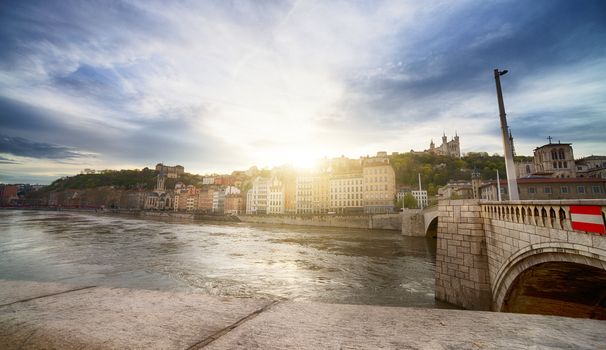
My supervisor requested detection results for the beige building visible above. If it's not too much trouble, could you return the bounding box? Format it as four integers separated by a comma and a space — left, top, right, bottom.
155, 163, 184, 179
198, 187, 215, 213
283, 177, 297, 214
576, 155, 606, 179
296, 174, 329, 214
173, 185, 199, 212
295, 176, 313, 214
329, 173, 363, 214
532, 142, 576, 178
515, 161, 536, 178
224, 194, 244, 215
437, 180, 475, 199
361, 152, 396, 213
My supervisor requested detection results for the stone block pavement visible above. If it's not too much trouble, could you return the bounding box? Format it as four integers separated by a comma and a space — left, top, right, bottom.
1, 280, 605, 349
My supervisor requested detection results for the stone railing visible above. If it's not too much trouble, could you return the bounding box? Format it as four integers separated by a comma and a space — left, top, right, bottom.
480, 200, 606, 232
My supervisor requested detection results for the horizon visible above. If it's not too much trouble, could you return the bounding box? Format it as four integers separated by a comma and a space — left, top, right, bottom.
1, 0, 606, 184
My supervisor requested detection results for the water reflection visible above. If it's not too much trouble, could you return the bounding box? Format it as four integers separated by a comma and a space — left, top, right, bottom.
0, 210, 449, 308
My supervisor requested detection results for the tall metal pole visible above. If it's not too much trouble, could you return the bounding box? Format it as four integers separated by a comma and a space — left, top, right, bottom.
417, 173, 423, 209
494, 69, 519, 201
496, 170, 502, 202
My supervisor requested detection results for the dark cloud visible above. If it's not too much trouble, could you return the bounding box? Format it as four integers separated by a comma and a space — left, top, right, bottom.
0, 135, 85, 160
348, 0, 606, 121
0, 155, 18, 164
509, 108, 606, 143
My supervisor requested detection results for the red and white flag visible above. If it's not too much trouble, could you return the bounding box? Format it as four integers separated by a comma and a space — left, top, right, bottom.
570, 206, 605, 235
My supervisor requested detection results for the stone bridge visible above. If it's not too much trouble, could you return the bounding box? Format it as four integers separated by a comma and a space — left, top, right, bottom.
400, 206, 439, 237
435, 199, 606, 319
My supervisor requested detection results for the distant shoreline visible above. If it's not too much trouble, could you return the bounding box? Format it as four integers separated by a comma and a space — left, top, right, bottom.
1, 207, 402, 231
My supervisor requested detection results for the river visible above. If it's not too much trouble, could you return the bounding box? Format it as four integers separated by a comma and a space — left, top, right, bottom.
0, 210, 451, 308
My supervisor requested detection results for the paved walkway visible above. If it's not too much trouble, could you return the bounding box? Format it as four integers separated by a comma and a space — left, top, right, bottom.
1, 280, 604, 349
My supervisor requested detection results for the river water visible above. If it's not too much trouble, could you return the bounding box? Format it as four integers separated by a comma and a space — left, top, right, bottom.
0, 210, 449, 308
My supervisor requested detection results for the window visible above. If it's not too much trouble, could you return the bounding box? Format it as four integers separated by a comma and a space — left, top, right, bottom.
526, 165, 531, 173
553, 161, 557, 169
551, 150, 557, 160
561, 186, 569, 194
528, 187, 536, 194
563, 161, 567, 168
577, 186, 585, 194
558, 148, 565, 160
544, 187, 552, 194
593, 186, 603, 194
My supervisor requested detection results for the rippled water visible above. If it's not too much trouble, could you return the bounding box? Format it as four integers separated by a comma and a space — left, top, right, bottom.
0, 210, 449, 308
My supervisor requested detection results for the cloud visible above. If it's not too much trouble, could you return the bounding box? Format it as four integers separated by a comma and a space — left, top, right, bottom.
0, 0, 605, 183
0, 135, 91, 160
0, 155, 18, 164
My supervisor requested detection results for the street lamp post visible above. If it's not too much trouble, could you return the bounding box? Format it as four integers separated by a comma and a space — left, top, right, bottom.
494, 68, 519, 201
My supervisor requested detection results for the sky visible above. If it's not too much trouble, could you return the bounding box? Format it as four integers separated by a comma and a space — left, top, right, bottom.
1, 0, 605, 184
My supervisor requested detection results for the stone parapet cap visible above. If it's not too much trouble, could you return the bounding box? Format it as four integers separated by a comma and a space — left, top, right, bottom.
481, 199, 606, 206
438, 199, 481, 206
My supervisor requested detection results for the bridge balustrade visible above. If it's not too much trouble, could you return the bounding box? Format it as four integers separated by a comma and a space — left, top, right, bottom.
480, 200, 606, 232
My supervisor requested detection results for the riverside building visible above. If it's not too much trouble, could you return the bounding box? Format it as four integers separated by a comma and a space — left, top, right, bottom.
246, 177, 270, 214
361, 152, 396, 214
329, 173, 364, 214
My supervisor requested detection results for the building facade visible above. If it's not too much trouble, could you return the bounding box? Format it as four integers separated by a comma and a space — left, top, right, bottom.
361, 152, 396, 213
295, 176, 313, 214
268, 178, 285, 215
155, 163, 184, 179
576, 155, 606, 179
246, 177, 270, 214
427, 133, 461, 158
480, 178, 606, 201
411, 190, 428, 208
532, 142, 576, 178
329, 173, 363, 214
224, 194, 244, 215
212, 189, 225, 214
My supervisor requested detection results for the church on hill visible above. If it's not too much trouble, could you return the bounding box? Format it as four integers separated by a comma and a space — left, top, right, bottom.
427, 132, 461, 158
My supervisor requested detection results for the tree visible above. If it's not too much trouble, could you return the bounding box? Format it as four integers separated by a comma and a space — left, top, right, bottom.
402, 193, 418, 209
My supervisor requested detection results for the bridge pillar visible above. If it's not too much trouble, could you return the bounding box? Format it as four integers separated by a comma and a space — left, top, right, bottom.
435, 199, 492, 310
401, 208, 424, 236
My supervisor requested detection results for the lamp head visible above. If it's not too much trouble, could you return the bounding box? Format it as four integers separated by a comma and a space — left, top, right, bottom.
499, 69, 508, 76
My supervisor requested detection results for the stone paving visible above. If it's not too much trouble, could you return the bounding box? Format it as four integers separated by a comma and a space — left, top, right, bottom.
1, 280, 604, 349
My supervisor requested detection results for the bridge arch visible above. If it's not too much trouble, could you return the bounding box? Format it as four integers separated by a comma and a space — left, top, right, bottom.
423, 207, 438, 237
493, 243, 606, 319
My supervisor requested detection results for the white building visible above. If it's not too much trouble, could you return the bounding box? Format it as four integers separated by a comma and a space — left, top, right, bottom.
411, 190, 428, 208
202, 177, 215, 185
246, 177, 270, 214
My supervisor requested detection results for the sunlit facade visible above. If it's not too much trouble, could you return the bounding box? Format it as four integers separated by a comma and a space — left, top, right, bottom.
329, 174, 363, 214
362, 152, 396, 214
246, 177, 270, 214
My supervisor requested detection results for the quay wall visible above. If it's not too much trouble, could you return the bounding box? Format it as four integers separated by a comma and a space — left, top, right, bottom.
238, 213, 402, 231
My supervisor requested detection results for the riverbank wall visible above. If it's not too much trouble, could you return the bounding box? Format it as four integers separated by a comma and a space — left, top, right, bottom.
2, 207, 401, 230
1, 279, 604, 349
237, 213, 401, 231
